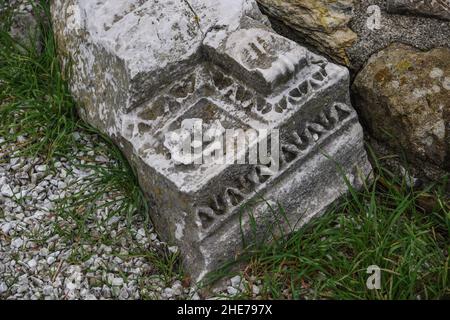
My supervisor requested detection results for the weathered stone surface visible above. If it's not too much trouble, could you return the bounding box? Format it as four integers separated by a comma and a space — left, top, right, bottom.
51, 0, 371, 281
348, 0, 450, 73
353, 43, 450, 175
256, 0, 450, 73
387, 0, 450, 21
256, 0, 357, 66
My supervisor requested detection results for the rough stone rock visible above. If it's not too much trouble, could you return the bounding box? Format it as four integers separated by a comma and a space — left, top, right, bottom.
387, 0, 450, 21
256, 0, 357, 66
257, 1, 450, 74
348, 0, 450, 73
51, 0, 371, 281
353, 43, 450, 176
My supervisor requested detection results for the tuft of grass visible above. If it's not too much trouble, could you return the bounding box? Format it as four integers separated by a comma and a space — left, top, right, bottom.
207, 152, 449, 300
0, 0, 79, 160
0, 0, 149, 230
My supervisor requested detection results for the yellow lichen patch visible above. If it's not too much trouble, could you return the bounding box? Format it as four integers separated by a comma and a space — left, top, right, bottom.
399, 76, 409, 86
258, 0, 356, 65
375, 67, 393, 85
396, 60, 413, 74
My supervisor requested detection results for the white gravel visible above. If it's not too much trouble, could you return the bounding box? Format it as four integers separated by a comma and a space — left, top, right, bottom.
0, 131, 198, 300
0, 129, 264, 300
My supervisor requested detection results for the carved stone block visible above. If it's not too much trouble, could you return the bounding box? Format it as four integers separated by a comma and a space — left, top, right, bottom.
51, 0, 372, 281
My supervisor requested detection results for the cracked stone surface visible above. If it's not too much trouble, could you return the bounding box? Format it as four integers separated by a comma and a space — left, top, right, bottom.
51, 0, 371, 281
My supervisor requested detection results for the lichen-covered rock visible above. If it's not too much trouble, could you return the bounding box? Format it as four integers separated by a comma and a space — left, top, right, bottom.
256, 0, 357, 66
353, 43, 450, 174
387, 0, 450, 21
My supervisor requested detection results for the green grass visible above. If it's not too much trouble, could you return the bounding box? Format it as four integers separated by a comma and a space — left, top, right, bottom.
0, 0, 78, 160
1, 0, 449, 300
0, 0, 149, 227
0, 0, 145, 230
0, 0, 182, 288
205, 152, 449, 300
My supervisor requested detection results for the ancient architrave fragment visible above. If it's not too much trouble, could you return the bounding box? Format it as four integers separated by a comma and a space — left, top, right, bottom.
51, 0, 372, 281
